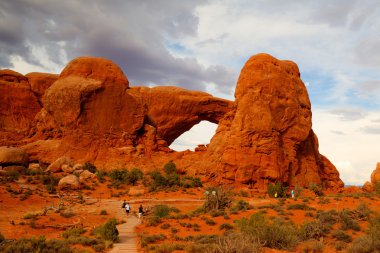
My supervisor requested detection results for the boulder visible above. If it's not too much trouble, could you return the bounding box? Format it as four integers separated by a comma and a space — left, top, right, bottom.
371, 162, 380, 184
47, 156, 72, 173
0, 70, 41, 135
61, 164, 75, 174
58, 175, 80, 190
0, 146, 29, 167
79, 170, 97, 183
26, 72, 59, 103
362, 181, 374, 192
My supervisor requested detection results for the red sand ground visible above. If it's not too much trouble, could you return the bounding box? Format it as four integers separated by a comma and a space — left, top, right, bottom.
1, 176, 380, 253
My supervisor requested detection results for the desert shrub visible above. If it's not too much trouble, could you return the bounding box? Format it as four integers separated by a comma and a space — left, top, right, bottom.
62, 228, 86, 239
127, 168, 143, 185
45, 184, 56, 194
83, 162, 97, 173
287, 203, 312, 210
203, 186, 232, 212
160, 223, 170, 229
219, 223, 234, 230
332, 230, 352, 243
181, 176, 202, 188
316, 210, 338, 226
353, 201, 371, 221
151, 243, 184, 253
302, 240, 324, 253
340, 210, 360, 231
299, 221, 327, 240
150, 170, 168, 189
93, 218, 119, 242
100, 210, 108, 215
140, 234, 166, 248
170, 227, 178, 234
267, 182, 288, 198
0, 236, 72, 253
153, 205, 171, 218
23, 213, 39, 220
317, 197, 330, 204
166, 172, 180, 187
109, 168, 128, 184
60, 210, 75, 218
164, 161, 177, 175
230, 199, 250, 213
348, 215, 380, 253
95, 169, 107, 183
146, 216, 161, 227
20, 189, 32, 201
209, 209, 225, 217
41, 174, 59, 185
205, 218, 216, 226
179, 222, 192, 228
5, 170, 21, 181
237, 213, 298, 250
308, 183, 324, 196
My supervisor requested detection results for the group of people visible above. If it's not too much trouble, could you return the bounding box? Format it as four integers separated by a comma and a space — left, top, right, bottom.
121, 200, 144, 219
274, 189, 295, 198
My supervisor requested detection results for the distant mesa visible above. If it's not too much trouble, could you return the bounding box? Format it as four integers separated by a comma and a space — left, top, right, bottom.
0, 54, 344, 191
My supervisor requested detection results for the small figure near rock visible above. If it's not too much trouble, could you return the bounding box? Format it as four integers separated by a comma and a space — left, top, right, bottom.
274, 192, 278, 198
138, 204, 144, 220
291, 189, 295, 198
125, 202, 131, 216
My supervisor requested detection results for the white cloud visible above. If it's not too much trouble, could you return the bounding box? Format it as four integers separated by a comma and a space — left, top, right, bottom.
313, 108, 380, 185
170, 121, 218, 151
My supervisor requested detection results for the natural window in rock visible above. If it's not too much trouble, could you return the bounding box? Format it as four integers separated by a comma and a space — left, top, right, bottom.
169, 121, 218, 151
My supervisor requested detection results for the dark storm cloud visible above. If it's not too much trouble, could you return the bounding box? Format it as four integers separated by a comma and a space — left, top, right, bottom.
0, 0, 235, 94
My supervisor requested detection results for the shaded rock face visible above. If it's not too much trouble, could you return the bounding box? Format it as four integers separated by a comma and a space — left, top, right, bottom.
200, 54, 343, 190
0, 146, 29, 167
0, 70, 41, 139
0, 54, 343, 191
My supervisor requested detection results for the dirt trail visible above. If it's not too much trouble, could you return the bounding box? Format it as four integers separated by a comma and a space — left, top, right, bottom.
109, 214, 140, 253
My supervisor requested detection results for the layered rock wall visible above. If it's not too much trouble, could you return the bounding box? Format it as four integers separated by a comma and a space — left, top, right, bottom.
0, 54, 343, 190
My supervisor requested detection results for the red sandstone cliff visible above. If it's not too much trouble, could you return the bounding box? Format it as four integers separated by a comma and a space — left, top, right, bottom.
0, 54, 343, 190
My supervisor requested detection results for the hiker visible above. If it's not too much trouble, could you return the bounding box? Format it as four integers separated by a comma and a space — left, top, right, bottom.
291, 189, 295, 198
125, 202, 131, 216
138, 204, 144, 220
274, 192, 278, 198
121, 200, 126, 210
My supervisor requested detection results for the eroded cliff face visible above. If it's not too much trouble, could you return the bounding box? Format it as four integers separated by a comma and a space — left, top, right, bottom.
0, 54, 343, 190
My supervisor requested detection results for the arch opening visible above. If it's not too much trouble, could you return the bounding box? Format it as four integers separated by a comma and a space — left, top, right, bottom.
169, 121, 218, 151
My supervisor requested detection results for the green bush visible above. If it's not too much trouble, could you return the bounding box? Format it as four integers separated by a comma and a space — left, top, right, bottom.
41, 174, 59, 185
332, 229, 352, 243
205, 218, 216, 226
109, 168, 128, 183
6, 170, 20, 181
93, 218, 119, 242
340, 210, 361, 231
153, 205, 171, 218
299, 220, 327, 240
237, 213, 298, 250
95, 170, 107, 183
267, 182, 288, 198
0, 236, 72, 253
286, 203, 311, 210
62, 228, 86, 239
83, 162, 97, 173
309, 183, 324, 196
219, 223, 234, 230
140, 234, 166, 248
127, 168, 143, 185
230, 199, 250, 213
150, 170, 168, 189
348, 215, 380, 253
100, 210, 108, 215
164, 161, 177, 175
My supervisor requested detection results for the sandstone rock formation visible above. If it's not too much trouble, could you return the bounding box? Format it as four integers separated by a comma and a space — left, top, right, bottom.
0, 54, 344, 191
199, 54, 343, 190
79, 170, 97, 183
371, 162, 380, 184
0, 146, 29, 167
47, 156, 72, 173
58, 175, 80, 190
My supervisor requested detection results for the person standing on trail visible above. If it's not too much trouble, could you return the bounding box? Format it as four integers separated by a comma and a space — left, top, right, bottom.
122, 200, 127, 210
138, 204, 144, 220
125, 202, 131, 216
291, 189, 295, 199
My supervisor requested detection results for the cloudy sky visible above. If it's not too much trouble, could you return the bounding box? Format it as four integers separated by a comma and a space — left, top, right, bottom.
1, 0, 380, 185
